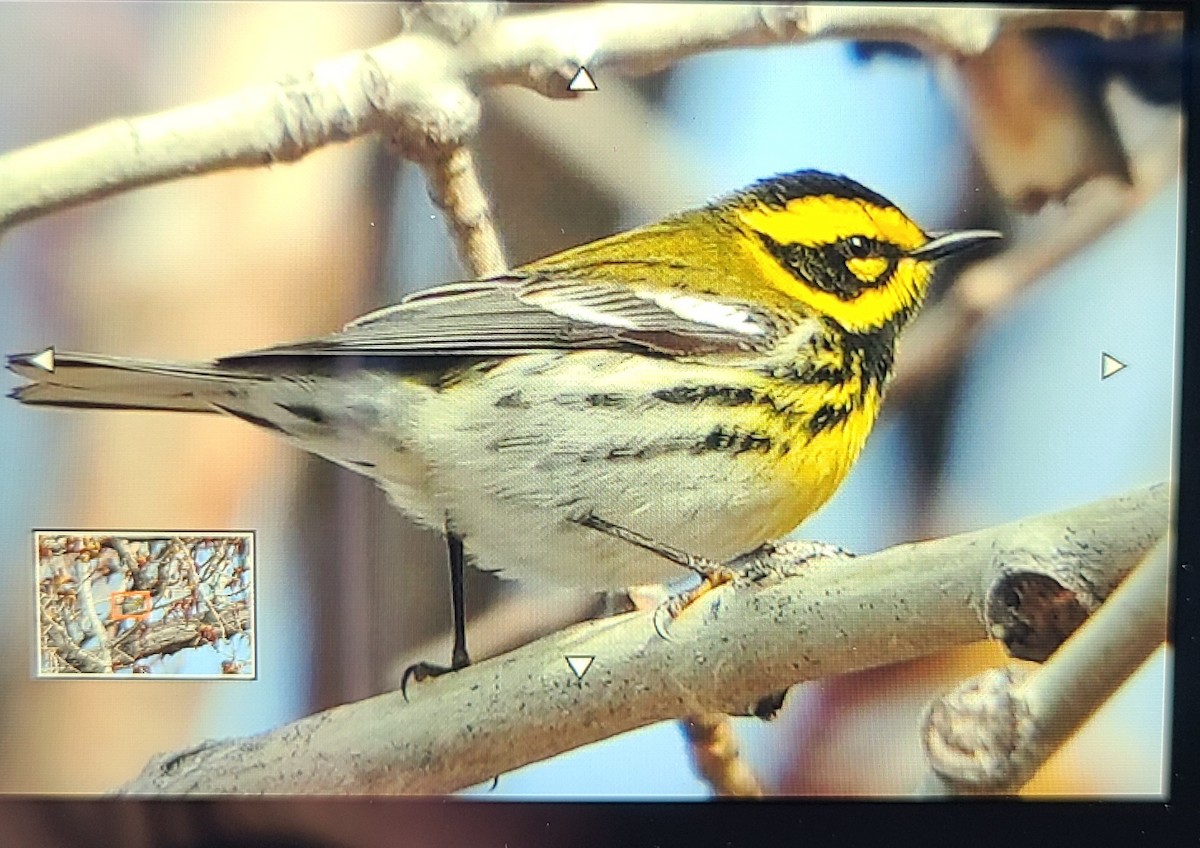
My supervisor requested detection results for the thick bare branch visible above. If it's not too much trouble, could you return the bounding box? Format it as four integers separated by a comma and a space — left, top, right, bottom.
41, 617, 107, 674
116, 483, 1167, 795
75, 569, 114, 674
473, 6, 1176, 87
116, 606, 252, 670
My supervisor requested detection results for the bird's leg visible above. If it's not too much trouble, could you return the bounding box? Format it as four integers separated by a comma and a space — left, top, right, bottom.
578, 514, 732, 580
401, 528, 471, 700
447, 532, 471, 670
723, 539, 854, 583
578, 516, 853, 639
577, 514, 737, 637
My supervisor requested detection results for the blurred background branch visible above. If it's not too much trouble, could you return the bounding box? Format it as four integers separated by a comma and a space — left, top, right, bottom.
0, 5, 1176, 236
889, 57, 1183, 407
683, 712, 765, 797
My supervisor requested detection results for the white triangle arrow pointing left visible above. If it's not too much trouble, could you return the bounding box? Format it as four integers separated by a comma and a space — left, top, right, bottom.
29, 347, 55, 373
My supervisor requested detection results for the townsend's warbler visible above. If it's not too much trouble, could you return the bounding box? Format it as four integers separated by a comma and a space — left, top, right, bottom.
8, 170, 999, 670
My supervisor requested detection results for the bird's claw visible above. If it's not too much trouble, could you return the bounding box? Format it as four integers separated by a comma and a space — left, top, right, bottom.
649, 541, 854, 640
651, 561, 737, 640
400, 655, 470, 701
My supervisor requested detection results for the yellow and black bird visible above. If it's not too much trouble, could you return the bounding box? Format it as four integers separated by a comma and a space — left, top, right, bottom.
9, 170, 999, 675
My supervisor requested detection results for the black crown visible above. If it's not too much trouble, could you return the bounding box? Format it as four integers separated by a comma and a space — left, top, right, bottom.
742, 170, 896, 211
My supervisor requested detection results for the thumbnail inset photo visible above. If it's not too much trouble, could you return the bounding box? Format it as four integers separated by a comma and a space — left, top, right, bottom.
34, 532, 255, 679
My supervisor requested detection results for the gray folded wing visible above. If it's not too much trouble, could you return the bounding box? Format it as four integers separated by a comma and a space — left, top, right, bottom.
221, 272, 783, 364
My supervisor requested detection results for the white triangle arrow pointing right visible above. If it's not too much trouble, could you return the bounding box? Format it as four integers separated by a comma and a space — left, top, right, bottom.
1101, 352, 1126, 380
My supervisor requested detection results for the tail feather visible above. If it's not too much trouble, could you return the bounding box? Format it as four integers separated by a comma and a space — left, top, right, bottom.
6, 351, 264, 413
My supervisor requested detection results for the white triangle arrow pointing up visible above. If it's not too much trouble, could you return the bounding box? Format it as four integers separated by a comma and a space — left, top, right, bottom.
565, 655, 594, 680
1101, 352, 1126, 380
568, 66, 597, 92
29, 347, 55, 373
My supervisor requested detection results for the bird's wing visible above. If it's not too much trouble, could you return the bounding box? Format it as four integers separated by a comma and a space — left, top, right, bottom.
222, 271, 788, 364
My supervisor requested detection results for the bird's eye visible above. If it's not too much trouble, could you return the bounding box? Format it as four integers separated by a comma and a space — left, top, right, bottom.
842, 235, 874, 259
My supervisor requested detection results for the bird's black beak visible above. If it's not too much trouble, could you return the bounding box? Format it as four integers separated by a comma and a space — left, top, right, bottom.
908, 229, 1003, 261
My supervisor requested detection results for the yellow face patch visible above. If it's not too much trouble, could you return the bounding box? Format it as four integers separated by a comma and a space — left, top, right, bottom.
734, 193, 935, 332
846, 256, 890, 284
737, 195, 927, 254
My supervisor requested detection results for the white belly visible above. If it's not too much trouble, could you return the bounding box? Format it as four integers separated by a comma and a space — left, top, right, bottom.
247, 352, 811, 591
409, 352, 802, 589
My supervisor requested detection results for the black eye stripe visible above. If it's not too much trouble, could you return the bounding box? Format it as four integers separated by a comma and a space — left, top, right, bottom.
754, 232, 898, 300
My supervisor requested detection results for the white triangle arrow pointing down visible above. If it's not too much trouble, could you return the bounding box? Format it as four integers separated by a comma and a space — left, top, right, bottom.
565, 655, 594, 681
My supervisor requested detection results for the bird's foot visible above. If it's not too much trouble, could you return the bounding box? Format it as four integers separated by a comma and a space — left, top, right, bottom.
652, 558, 736, 640
652, 540, 855, 639
400, 644, 471, 701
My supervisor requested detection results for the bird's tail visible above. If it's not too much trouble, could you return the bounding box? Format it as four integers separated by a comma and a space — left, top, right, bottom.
6, 351, 265, 413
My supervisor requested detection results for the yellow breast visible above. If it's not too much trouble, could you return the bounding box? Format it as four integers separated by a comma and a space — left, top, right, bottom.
738, 375, 885, 541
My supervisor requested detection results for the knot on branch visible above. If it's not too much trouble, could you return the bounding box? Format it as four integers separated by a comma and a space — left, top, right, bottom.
986, 541, 1113, 662
922, 666, 1037, 793
987, 571, 1091, 662
363, 36, 481, 162
386, 81, 482, 164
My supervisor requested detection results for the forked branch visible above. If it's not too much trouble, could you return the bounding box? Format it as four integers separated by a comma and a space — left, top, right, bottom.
0, 5, 1178, 237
